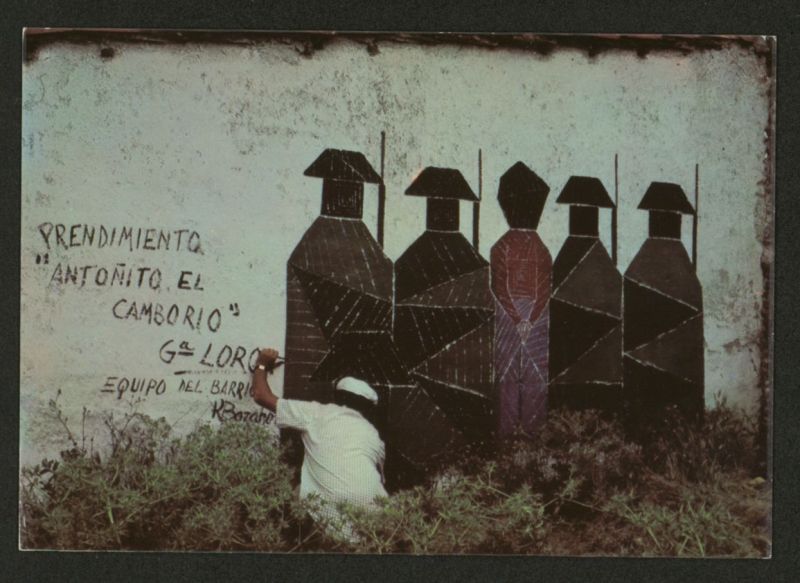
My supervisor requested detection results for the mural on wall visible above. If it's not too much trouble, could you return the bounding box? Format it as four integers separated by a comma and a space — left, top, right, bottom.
283, 162, 704, 454
491, 162, 552, 436
19, 31, 771, 498
623, 179, 705, 421
549, 175, 623, 412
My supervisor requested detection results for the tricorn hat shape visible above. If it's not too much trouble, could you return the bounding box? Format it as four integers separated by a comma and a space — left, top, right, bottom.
638, 182, 695, 214
405, 167, 478, 201
556, 176, 614, 208
304, 148, 382, 183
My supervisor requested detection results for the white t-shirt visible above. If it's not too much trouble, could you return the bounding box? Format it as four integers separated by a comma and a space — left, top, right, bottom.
276, 398, 388, 514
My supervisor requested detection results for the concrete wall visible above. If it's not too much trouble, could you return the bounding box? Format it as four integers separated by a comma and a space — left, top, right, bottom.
20, 35, 772, 466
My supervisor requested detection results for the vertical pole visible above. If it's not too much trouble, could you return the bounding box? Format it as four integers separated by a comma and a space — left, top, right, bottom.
693, 163, 699, 270
473, 149, 482, 250
377, 131, 386, 248
612, 153, 619, 266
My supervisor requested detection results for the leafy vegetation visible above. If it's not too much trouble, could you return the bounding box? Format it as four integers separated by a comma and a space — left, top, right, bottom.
20, 395, 770, 556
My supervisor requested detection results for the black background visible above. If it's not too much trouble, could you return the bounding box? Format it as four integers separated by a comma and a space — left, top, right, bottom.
1, 1, 797, 581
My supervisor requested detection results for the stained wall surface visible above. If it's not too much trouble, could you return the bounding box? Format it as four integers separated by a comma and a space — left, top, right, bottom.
20, 35, 772, 465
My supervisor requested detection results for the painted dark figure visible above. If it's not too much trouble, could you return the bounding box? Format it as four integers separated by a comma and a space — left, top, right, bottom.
491, 162, 552, 436
394, 167, 495, 446
283, 148, 392, 404
623, 182, 704, 421
549, 176, 623, 411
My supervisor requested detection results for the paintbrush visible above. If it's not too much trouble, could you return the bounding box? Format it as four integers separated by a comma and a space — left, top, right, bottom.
267, 357, 285, 373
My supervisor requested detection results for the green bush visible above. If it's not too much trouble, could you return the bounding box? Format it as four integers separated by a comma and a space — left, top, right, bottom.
600, 477, 771, 557
20, 397, 770, 556
21, 399, 313, 551
639, 397, 761, 482
330, 468, 547, 554
487, 410, 646, 515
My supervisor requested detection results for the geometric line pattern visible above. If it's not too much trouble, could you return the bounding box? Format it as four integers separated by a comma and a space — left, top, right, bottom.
549, 235, 622, 411
623, 236, 704, 418
284, 216, 394, 402
491, 229, 551, 436
395, 229, 494, 449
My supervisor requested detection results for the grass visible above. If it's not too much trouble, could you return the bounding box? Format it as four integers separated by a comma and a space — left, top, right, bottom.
20, 395, 770, 556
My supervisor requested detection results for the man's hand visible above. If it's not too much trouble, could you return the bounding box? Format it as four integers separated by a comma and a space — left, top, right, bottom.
257, 348, 280, 370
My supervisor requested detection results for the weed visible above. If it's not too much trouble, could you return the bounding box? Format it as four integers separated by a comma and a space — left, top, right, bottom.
20, 396, 770, 556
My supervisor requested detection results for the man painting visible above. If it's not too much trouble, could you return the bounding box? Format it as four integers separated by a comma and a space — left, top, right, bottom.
252, 348, 387, 537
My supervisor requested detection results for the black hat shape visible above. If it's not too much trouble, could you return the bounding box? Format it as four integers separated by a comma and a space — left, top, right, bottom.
304, 149, 382, 184
556, 176, 614, 208
497, 162, 550, 229
638, 182, 695, 215
405, 167, 478, 201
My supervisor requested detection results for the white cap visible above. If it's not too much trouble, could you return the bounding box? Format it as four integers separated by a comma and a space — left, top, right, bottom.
335, 376, 379, 404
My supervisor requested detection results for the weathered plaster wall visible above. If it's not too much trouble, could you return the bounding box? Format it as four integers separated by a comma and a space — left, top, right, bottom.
20, 35, 772, 465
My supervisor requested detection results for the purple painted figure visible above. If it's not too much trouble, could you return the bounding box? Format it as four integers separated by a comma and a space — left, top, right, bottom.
491, 162, 552, 437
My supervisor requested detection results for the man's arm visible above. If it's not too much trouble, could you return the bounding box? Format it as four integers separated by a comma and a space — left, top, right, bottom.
253, 348, 280, 412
